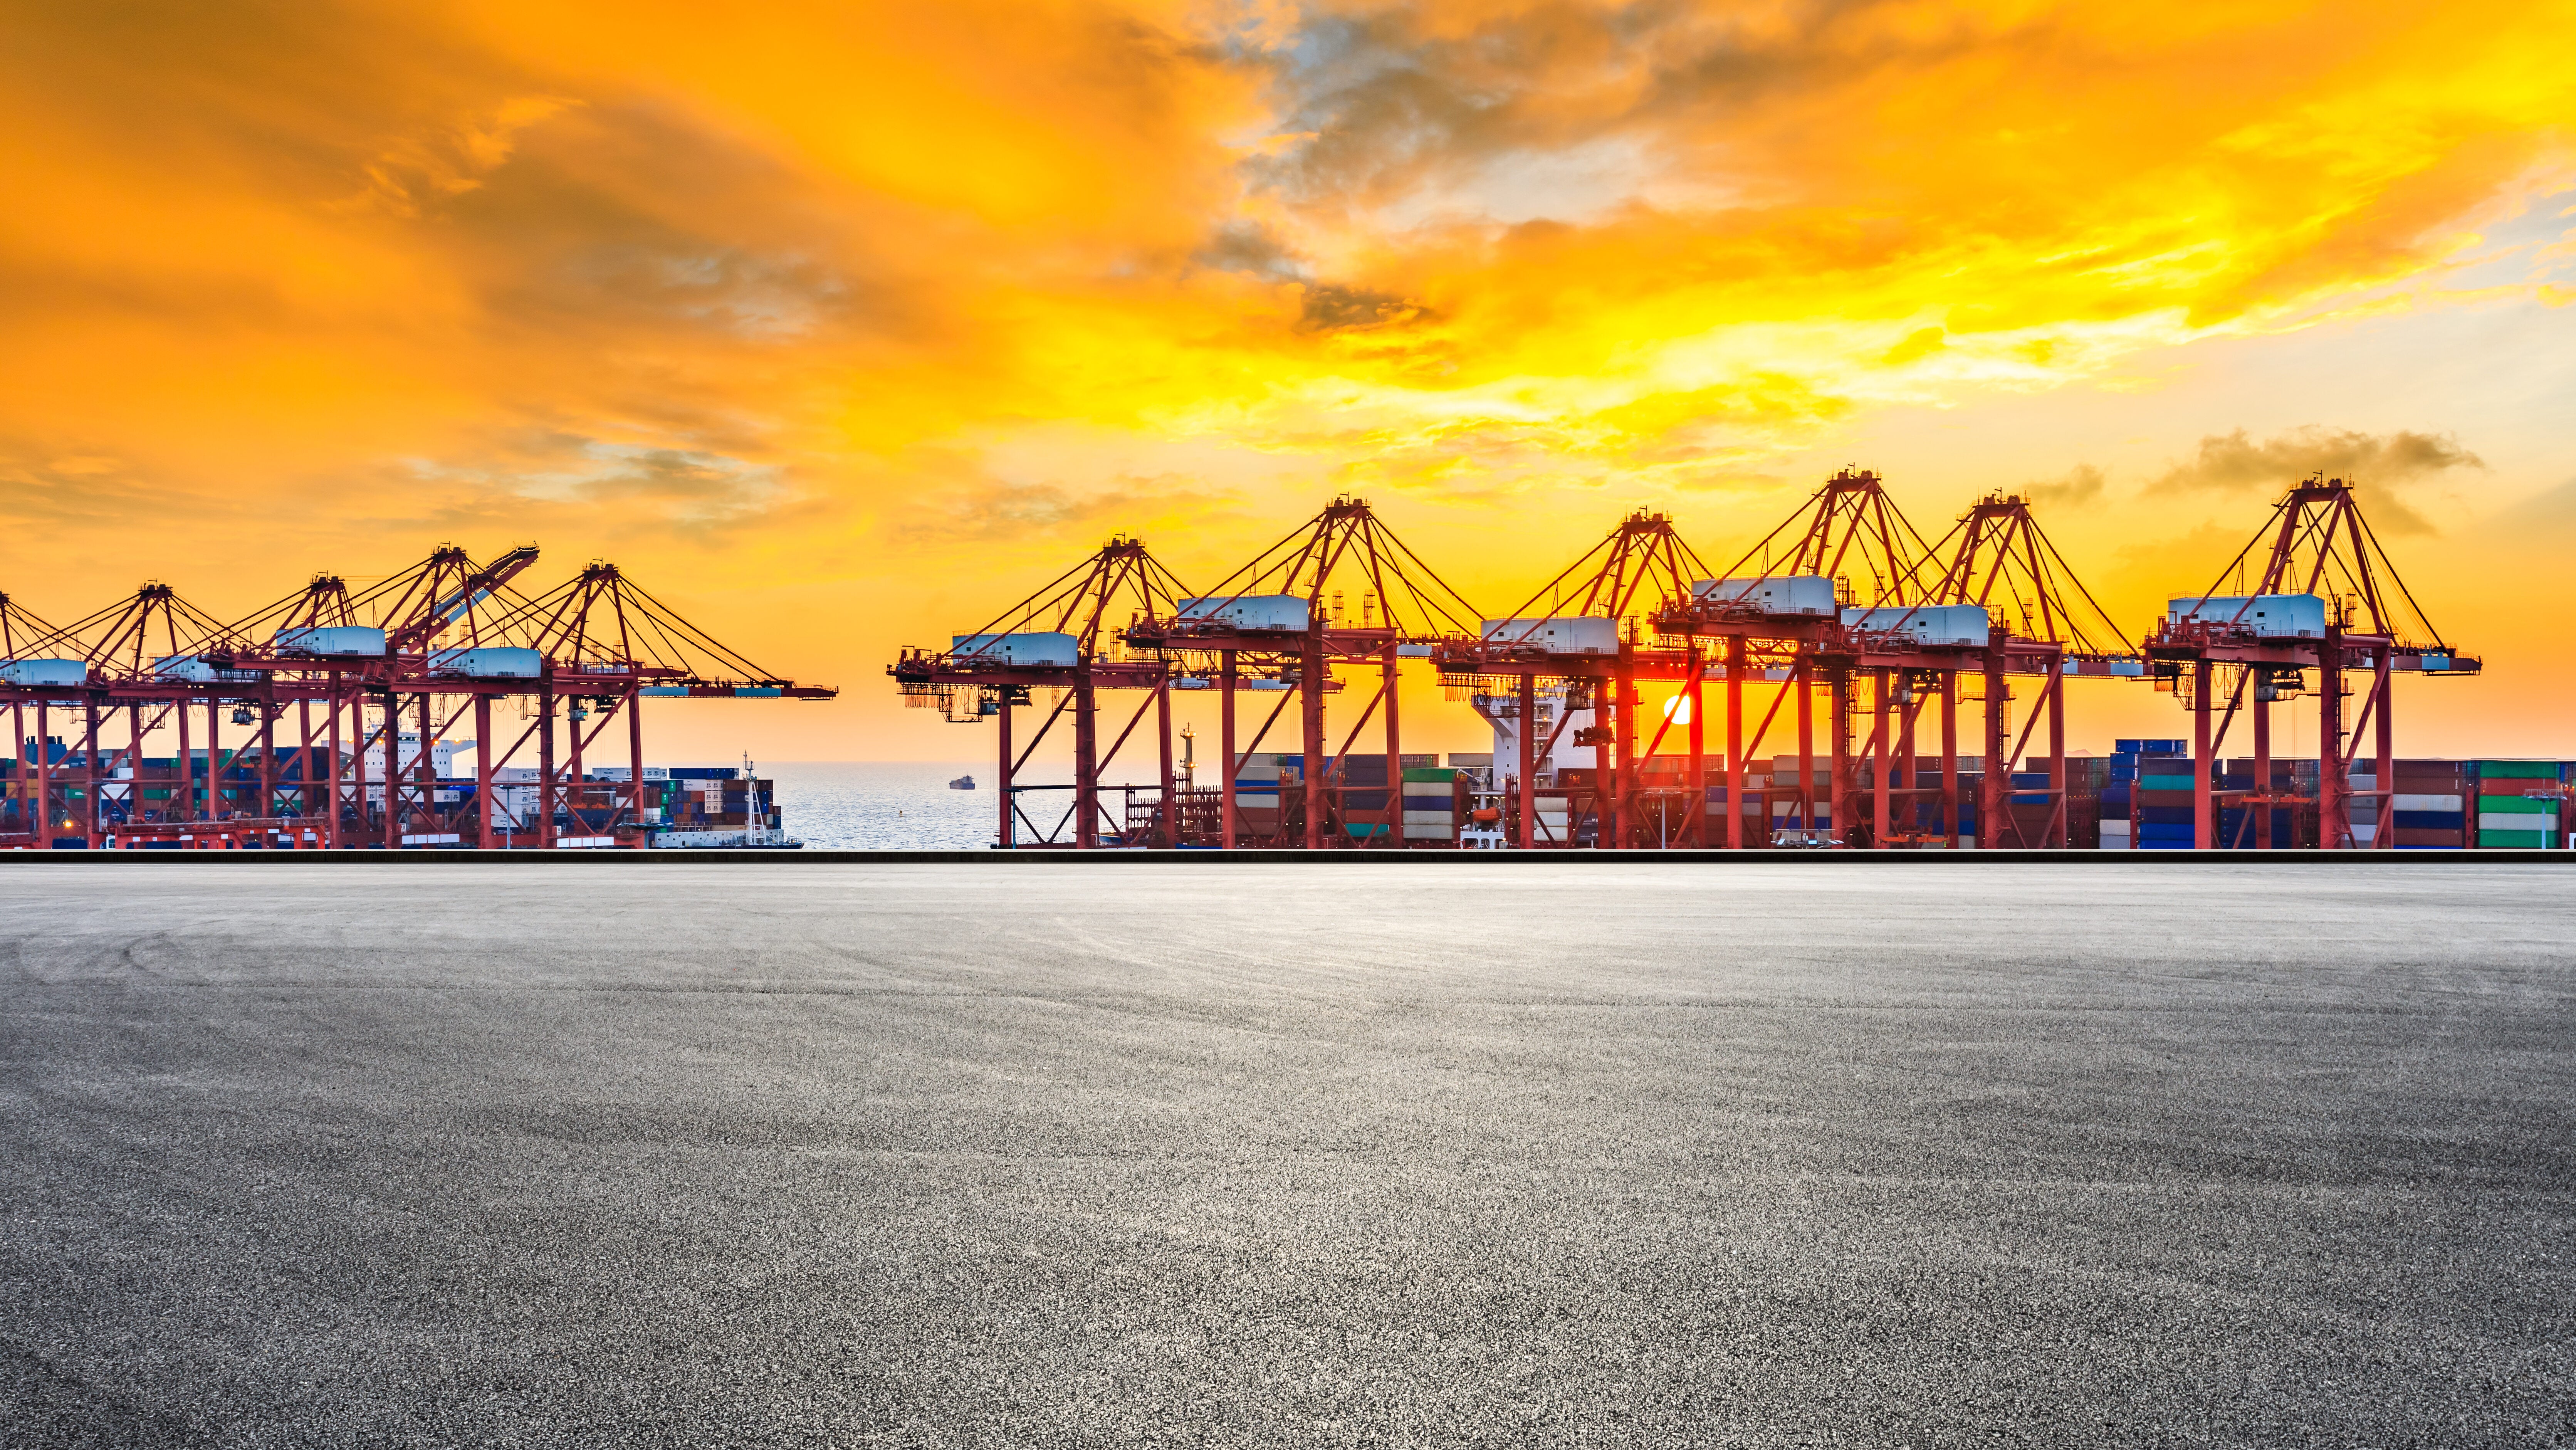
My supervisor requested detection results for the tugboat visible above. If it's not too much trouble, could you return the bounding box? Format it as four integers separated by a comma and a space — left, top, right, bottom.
948, 774, 976, 790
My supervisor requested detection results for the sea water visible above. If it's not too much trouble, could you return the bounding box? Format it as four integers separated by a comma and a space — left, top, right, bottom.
756, 762, 995, 850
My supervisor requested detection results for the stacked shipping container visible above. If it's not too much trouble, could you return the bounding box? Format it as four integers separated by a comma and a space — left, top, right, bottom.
1188, 744, 2576, 851
2472, 761, 2561, 848
2376, 759, 2469, 849
2103, 740, 2192, 850
1402, 766, 1463, 841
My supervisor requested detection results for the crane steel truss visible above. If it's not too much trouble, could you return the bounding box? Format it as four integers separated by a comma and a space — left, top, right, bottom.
0, 586, 71, 846
462, 560, 832, 849
1125, 497, 1482, 850
1649, 470, 2148, 849
2144, 477, 2476, 851
1, 547, 832, 850
1915, 493, 2149, 849
4, 581, 241, 850
1654, 467, 1945, 848
878, 470, 2482, 855
890, 537, 1196, 848
1432, 510, 1718, 849
210, 546, 546, 850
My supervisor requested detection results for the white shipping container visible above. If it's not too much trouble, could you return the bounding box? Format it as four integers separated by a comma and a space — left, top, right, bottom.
2392, 793, 2463, 812
1402, 824, 1453, 839
1480, 616, 1621, 655
949, 631, 1080, 667
1176, 595, 1310, 631
0, 658, 86, 686
1839, 603, 1991, 647
275, 625, 387, 657
2478, 812, 2558, 832
153, 654, 217, 682
1401, 810, 1454, 825
2165, 593, 2327, 638
428, 646, 543, 679
1693, 575, 1839, 616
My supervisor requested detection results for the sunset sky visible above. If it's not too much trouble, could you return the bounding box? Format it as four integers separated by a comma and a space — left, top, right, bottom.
5, 1, 2573, 766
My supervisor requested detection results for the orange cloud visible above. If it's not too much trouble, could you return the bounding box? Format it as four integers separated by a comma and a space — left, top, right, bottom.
0, 1, 2570, 759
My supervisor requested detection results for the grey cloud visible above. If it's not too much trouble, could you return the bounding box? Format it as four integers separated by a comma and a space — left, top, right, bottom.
1241, 0, 1980, 209
2148, 427, 2485, 536
1298, 283, 1431, 332
1193, 220, 1306, 281
2024, 463, 2106, 511
2149, 427, 2483, 494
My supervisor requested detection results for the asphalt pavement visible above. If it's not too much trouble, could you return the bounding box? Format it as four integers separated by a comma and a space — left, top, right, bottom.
3, 860, 2571, 1447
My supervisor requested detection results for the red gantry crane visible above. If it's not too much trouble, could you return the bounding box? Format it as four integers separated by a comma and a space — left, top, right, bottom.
463, 560, 835, 849
0, 586, 74, 846
2145, 477, 2475, 850
3, 545, 833, 851
200, 545, 545, 848
1126, 497, 1482, 850
1432, 510, 1717, 849
891, 536, 1193, 848
1656, 467, 1950, 848
1914, 492, 2147, 848
12, 581, 244, 847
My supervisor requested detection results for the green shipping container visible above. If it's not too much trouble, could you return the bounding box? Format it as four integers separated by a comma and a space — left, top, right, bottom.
2475, 761, 2559, 779
1400, 767, 1459, 783
2482, 796, 2554, 815
2139, 773, 2196, 791
2478, 829, 2554, 848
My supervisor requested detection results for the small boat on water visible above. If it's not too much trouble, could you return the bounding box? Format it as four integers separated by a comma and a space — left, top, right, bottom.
948, 775, 976, 790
